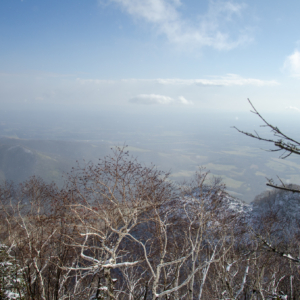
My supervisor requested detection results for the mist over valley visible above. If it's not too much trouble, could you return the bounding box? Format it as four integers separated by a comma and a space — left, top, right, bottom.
1, 109, 299, 203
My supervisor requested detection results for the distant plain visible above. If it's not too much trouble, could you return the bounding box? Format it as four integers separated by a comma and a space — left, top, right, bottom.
1, 109, 299, 203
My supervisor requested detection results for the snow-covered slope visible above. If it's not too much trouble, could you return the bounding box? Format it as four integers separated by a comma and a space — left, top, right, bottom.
212, 186, 300, 239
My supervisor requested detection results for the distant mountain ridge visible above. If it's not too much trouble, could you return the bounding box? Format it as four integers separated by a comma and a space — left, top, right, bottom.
0, 144, 36, 183
0, 137, 111, 185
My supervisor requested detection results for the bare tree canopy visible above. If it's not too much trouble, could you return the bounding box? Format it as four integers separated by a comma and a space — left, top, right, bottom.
1, 147, 300, 299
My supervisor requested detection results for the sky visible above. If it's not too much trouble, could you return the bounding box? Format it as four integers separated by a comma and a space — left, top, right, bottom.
1, 0, 300, 113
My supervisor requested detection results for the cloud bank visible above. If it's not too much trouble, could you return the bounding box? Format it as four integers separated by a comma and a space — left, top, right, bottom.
108, 0, 253, 50
129, 94, 192, 105
0, 72, 281, 112
78, 74, 278, 87
286, 106, 300, 112
283, 50, 300, 77
154, 74, 278, 86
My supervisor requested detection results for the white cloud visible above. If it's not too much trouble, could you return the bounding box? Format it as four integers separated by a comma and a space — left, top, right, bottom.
178, 96, 191, 104
129, 94, 193, 105
283, 50, 300, 77
155, 74, 278, 86
0, 72, 280, 111
108, 0, 253, 50
286, 106, 300, 112
76, 78, 115, 85
78, 74, 278, 87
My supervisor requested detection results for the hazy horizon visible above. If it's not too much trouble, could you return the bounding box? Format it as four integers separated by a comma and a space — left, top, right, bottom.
1, 0, 300, 203
1, 108, 300, 203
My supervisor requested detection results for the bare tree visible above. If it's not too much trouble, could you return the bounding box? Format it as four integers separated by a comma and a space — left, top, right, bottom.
0, 177, 80, 300
233, 98, 300, 193
63, 148, 232, 299
232, 100, 300, 298
5, 146, 298, 299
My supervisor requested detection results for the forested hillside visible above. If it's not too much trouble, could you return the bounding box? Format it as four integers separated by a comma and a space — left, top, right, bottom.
0, 148, 298, 299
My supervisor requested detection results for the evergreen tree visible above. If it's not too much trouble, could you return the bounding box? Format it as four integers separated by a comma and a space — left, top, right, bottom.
0, 244, 24, 300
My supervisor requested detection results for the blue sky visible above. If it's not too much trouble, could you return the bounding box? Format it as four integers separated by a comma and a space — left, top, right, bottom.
1, 0, 300, 113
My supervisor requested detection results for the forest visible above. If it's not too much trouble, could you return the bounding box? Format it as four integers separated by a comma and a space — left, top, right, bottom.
1, 142, 299, 299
